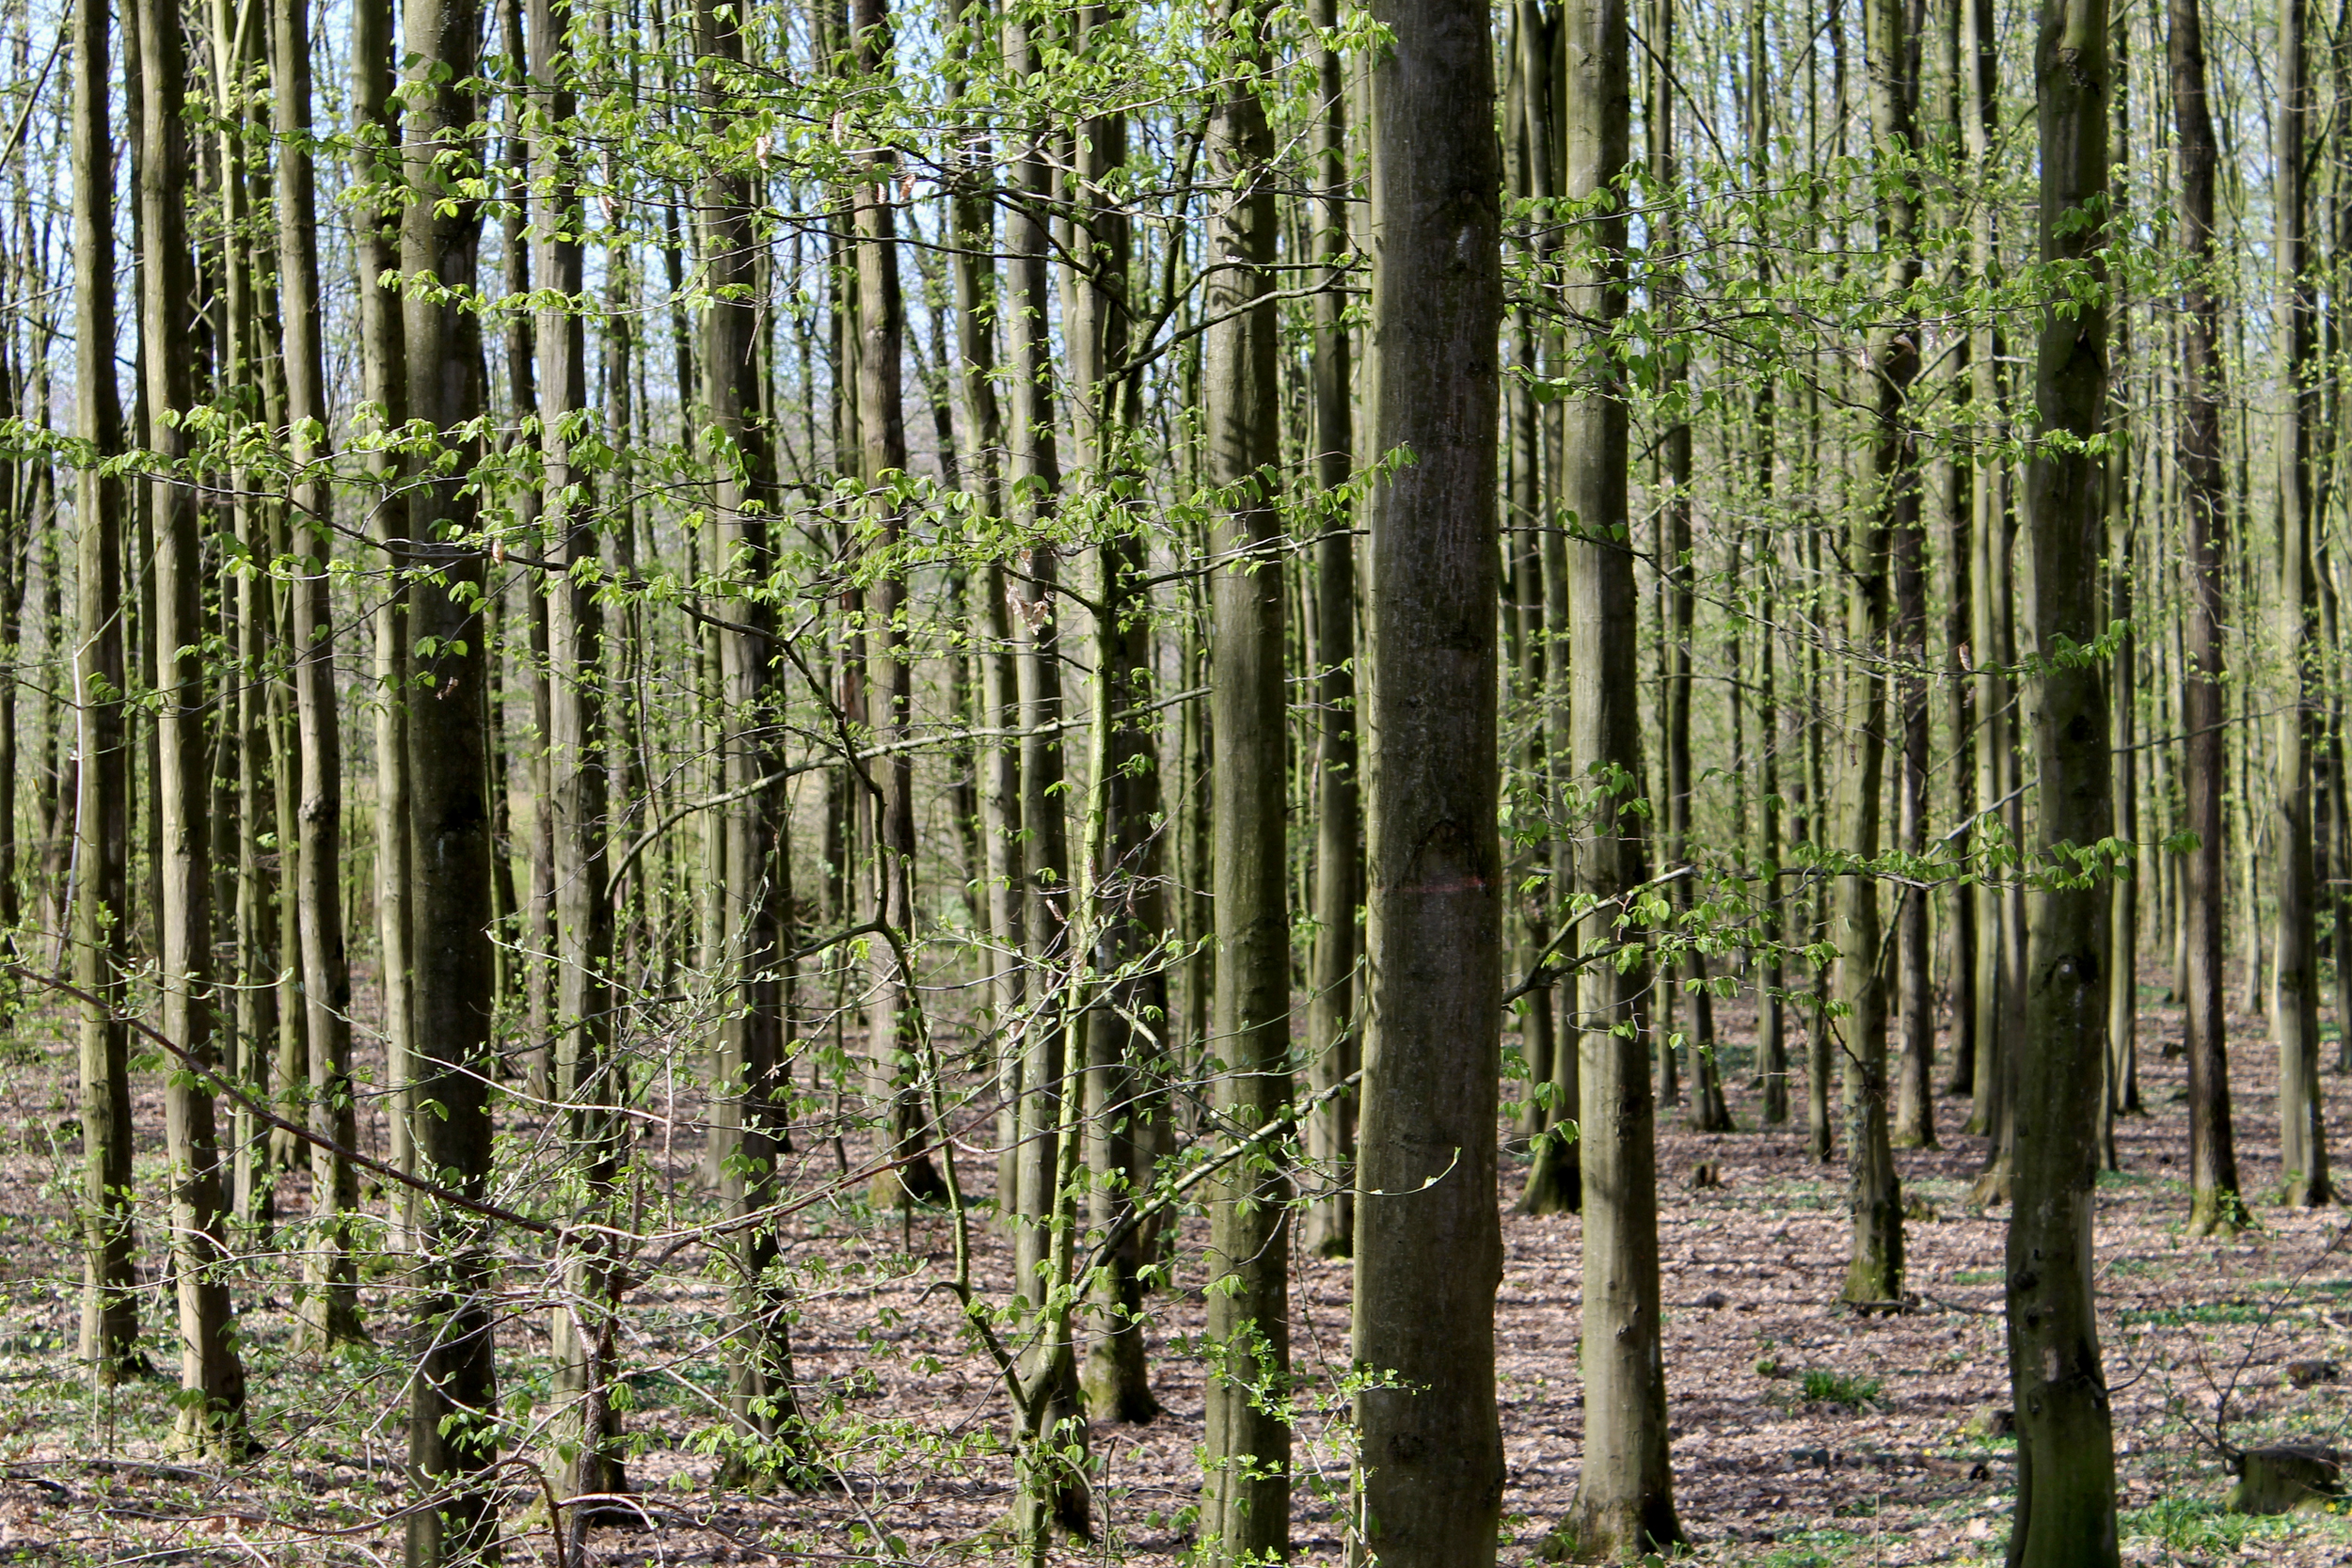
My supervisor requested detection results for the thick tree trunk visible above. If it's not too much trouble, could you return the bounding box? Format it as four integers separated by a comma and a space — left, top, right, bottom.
1354, 3, 1507, 1565
2169, 0, 2245, 1235
2007, 0, 2123, 1554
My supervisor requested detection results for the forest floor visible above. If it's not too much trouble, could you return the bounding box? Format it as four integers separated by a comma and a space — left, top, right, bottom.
4, 976, 2352, 1565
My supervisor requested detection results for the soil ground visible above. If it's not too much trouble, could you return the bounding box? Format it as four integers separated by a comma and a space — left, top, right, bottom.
4, 976, 2352, 1566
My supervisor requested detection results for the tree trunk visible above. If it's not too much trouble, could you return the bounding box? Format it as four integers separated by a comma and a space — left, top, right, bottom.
1547, 0, 1680, 1552
531, 0, 628, 1520
275, 0, 366, 1353
2007, 0, 2123, 1552
1964, 0, 2005, 1149
1201, 8, 1290, 1554
1055, 6, 1164, 1428
72, 0, 142, 1381
2273, 0, 2330, 1208
2169, 0, 2245, 1235
352, 0, 414, 1238
399, 0, 501, 1552
1354, 1, 1508, 1563
1303, 0, 1361, 1261
136, 0, 247, 1454
937, 11, 1023, 1213
698, 0, 807, 1484
852, 0, 941, 1212
1936, 0, 1978, 1107
1839, 0, 1915, 1303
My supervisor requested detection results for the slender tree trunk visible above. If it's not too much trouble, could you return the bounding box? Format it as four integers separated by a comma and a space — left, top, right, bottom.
72, 0, 142, 1381
352, 0, 415, 1233
1841, 0, 1916, 1303
531, 0, 628, 1519
1303, 0, 1361, 1260
1201, 8, 1290, 1553
136, 0, 247, 1454
1935, 0, 1978, 1108
852, 0, 941, 1212
2274, 0, 2331, 1207
998, 8, 1087, 1550
276, 0, 366, 1353
1053, 5, 1164, 1427
1549, 0, 1680, 1551
1517, 0, 1584, 1211
699, 0, 807, 1484
1964, 0, 2006, 1148
1751, 0, 1788, 1130
937, 13, 1023, 1212
2169, 0, 2245, 1235
1354, 1, 1507, 1563
399, 0, 501, 1552
2007, 0, 2123, 1552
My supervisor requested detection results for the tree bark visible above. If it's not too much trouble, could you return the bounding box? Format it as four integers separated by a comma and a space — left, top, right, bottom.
2272, 0, 2330, 1207
1354, 2, 1508, 1565
1840, 0, 1915, 1303
352, 0, 415, 1239
2168, 0, 2245, 1236
276, 0, 366, 1353
698, 0, 807, 1483
1201, 7, 1290, 1553
1549, 0, 1683, 1518
399, 0, 501, 1552
136, 0, 247, 1455
531, 0, 628, 1519
2008, 0, 2123, 1551
72, 0, 142, 1382
852, 0, 941, 1212
1304, 0, 1361, 1259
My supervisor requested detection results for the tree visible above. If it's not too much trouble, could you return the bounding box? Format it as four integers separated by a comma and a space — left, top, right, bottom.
2272, 0, 2329, 1209
71, 0, 141, 1383
2167, 0, 2244, 1238
2006, 0, 2122, 1551
399, 0, 501, 1552
1839, 0, 1916, 1306
1201, 4, 1290, 1556
1549, 0, 1683, 1547
1350, 1, 1507, 1565
531, 0, 627, 1516
275, 0, 366, 1352
698, 0, 806, 1482
1302, 0, 1361, 1261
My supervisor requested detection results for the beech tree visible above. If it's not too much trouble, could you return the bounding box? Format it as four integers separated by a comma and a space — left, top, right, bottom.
1351, 3, 1506, 1567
